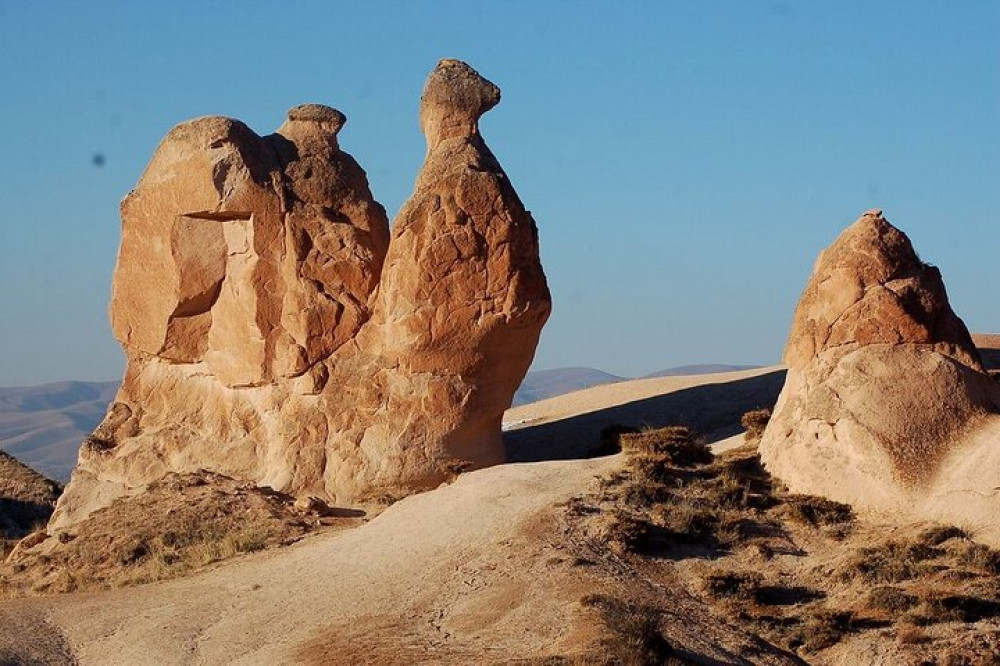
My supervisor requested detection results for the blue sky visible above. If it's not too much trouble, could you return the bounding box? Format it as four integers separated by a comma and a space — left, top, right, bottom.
1, 1, 997, 385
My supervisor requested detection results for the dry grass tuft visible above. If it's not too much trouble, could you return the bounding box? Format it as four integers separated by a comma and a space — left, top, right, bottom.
620, 427, 712, 467
740, 409, 772, 441
918, 525, 968, 547
1, 471, 357, 597
601, 511, 651, 556
581, 594, 679, 665
840, 540, 944, 584
865, 586, 918, 614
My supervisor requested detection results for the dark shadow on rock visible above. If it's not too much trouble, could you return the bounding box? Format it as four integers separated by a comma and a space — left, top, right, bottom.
504, 369, 786, 463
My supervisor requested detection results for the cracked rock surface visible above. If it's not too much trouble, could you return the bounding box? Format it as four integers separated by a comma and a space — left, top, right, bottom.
51, 59, 550, 530
760, 211, 1000, 541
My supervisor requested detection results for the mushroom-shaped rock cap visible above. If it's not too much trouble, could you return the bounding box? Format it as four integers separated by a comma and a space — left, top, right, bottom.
285, 104, 346, 131
420, 59, 501, 144
277, 104, 347, 152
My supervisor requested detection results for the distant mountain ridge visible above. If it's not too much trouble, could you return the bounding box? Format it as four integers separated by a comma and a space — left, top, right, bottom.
4, 339, 993, 483
0, 380, 118, 482
512, 363, 761, 406
640, 364, 760, 379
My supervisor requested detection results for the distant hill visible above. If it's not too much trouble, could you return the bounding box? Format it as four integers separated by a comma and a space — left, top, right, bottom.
642, 364, 760, 379
0, 449, 61, 540
512, 368, 623, 406
5, 340, 992, 482
0, 381, 118, 482
512, 364, 764, 407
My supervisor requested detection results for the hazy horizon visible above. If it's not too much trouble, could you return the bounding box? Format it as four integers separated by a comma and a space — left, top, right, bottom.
2, 1, 997, 385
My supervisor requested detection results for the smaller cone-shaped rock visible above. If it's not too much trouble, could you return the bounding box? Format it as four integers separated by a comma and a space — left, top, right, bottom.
760, 211, 1000, 541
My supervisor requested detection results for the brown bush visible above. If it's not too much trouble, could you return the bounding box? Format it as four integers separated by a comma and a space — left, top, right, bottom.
581, 595, 676, 665
865, 586, 918, 614
619, 427, 712, 467
918, 525, 967, 547
782, 494, 854, 529
740, 409, 772, 441
957, 542, 1000, 575
602, 511, 650, 555
841, 540, 944, 584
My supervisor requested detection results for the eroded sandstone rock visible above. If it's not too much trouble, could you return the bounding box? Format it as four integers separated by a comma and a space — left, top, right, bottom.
760, 211, 1000, 540
51, 59, 550, 530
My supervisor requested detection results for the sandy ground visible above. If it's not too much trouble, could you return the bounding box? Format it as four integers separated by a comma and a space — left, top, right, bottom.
0, 368, 789, 665
504, 366, 785, 461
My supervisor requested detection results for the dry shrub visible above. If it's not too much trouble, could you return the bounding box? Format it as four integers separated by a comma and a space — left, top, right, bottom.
895, 623, 931, 645
703, 570, 762, 601
581, 595, 677, 666
918, 525, 968, 547
619, 427, 712, 467
841, 540, 944, 584
957, 542, 1000, 575
602, 511, 650, 555
913, 593, 1000, 624
865, 586, 918, 614
740, 409, 772, 441
789, 609, 857, 652
781, 494, 853, 531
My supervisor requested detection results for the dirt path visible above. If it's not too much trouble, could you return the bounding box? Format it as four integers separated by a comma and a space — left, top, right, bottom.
1, 458, 616, 665
0, 603, 75, 665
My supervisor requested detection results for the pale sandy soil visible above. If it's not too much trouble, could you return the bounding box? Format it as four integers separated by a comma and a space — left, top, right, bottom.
505, 366, 782, 430
0, 368, 796, 665
504, 366, 785, 462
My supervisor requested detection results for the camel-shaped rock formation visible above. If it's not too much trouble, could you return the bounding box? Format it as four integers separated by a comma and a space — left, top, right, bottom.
51, 59, 551, 529
760, 210, 1000, 542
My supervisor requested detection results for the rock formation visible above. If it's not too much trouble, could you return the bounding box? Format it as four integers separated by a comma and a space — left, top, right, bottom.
760, 210, 1000, 540
50, 59, 550, 530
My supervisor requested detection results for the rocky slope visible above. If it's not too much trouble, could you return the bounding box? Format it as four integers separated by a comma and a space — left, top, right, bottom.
0, 450, 61, 558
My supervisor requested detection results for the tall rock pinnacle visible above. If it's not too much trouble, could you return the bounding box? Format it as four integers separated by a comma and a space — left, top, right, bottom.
50, 60, 550, 530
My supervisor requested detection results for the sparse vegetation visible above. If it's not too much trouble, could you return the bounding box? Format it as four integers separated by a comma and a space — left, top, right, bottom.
865, 586, 919, 614
0, 471, 361, 597
839, 539, 944, 584
568, 425, 1000, 661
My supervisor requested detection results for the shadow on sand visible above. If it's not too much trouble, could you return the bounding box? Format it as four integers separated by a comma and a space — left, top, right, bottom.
504, 369, 787, 463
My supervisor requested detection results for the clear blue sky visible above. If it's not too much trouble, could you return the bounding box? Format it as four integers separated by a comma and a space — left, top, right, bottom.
1, 1, 997, 385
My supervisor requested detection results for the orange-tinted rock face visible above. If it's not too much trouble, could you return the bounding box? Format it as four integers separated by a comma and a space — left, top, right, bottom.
783, 210, 982, 372
52, 60, 550, 529
760, 211, 1000, 541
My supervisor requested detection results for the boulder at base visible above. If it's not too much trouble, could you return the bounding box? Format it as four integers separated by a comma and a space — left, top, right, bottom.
760, 210, 1000, 542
